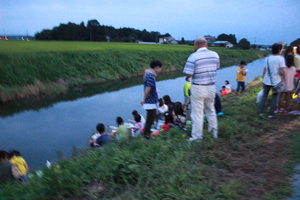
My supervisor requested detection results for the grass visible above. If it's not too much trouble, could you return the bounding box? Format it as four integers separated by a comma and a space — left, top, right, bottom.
1, 79, 299, 199
0, 41, 265, 103
0, 41, 193, 53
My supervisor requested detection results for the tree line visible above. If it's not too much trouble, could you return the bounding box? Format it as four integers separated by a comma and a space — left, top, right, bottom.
35, 19, 171, 42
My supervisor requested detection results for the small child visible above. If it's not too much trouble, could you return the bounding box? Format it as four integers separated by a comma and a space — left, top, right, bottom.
173, 102, 186, 130
89, 123, 111, 147
289, 79, 300, 115
115, 116, 130, 140
183, 76, 191, 110
130, 114, 144, 137
129, 110, 146, 124
276, 55, 297, 114
9, 150, 29, 183
151, 111, 174, 136
220, 86, 229, 97
236, 60, 248, 94
160, 111, 174, 132
225, 80, 232, 93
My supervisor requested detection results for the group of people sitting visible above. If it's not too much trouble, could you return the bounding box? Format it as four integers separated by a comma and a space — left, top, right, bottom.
219, 80, 233, 97
89, 95, 189, 148
0, 150, 29, 184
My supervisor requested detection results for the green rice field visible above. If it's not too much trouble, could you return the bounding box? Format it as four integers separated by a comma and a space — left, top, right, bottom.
0, 40, 265, 102
0, 40, 192, 53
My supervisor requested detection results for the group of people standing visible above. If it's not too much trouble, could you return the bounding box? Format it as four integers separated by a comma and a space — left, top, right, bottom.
259, 44, 300, 118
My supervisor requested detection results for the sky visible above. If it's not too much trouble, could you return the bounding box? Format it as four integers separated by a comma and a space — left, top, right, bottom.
1, 0, 299, 45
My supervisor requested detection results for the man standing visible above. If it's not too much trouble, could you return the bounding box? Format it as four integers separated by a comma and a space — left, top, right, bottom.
140, 60, 162, 139
183, 37, 219, 141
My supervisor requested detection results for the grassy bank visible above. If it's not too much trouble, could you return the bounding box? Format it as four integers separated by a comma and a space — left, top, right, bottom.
1, 80, 299, 199
0, 41, 265, 103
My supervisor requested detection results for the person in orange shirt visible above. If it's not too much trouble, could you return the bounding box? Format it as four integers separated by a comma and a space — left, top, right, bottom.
220, 86, 229, 97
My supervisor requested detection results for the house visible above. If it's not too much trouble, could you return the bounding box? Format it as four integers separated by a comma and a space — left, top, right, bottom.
210, 41, 233, 48
159, 36, 178, 44
204, 35, 216, 42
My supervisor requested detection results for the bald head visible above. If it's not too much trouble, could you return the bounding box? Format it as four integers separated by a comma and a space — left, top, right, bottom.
194, 37, 207, 51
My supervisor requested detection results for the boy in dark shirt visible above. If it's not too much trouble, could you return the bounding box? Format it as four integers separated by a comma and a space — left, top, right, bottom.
90, 123, 111, 147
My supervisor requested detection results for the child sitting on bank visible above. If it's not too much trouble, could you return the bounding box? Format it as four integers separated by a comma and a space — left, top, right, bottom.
129, 110, 146, 124
151, 111, 174, 136
220, 86, 229, 97
9, 150, 29, 183
114, 116, 130, 140
172, 102, 186, 130
89, 123, 111, 148
130, 114, 144, 137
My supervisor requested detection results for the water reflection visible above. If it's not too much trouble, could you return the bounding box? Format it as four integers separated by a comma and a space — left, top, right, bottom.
0, 58, 266, 170
0, 71, 184, 117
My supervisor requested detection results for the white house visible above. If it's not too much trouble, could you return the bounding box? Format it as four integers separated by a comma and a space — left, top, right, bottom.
210, 41, 233, 48
159, 36, 178, 44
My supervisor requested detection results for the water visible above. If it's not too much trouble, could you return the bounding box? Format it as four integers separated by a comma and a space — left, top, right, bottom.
0, 58, 266, 170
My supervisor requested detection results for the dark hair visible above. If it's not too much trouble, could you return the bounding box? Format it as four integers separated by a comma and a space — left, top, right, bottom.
297, 45, 300, 54
222, 85, 226, 89
9, 150, 21, 159
96, 123, 105, 133
240, 60, 246, 65
132, 110, 138, 116
0, 150, 8, 160
272, 43, 283, 54
286, 55, 294, 68
158, 98, 164, 107
163, 95, 172, 105
225, 80, 230, 84
185, 76, 190, 81
116, 116, 124, 125
173, 102, 185, 116
164, 111, 173, 124
150, 60, 162, 69
163, 95, 174, 112
134, 114, 141, 123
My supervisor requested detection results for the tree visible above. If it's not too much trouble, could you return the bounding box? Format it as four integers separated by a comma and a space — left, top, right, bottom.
217, 33, 237, 45
291, 38, 300, 46
251, 44, 257, 49
228, 34, 237, 45
87, 19, 101, 41
34, 19, 171, 43
181, 37, 185, 44
238, 38, 250, 49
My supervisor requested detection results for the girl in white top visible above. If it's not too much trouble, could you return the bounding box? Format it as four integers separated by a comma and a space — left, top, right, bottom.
224, 80, 232, 93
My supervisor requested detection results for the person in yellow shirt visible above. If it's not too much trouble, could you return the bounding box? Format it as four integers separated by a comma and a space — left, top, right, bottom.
236, 60, 248, 94
183, 76, 191, 110
9, 150, 29, 183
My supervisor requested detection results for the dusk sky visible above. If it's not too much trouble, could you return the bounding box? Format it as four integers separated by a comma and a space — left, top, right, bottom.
1, 0, 299, 45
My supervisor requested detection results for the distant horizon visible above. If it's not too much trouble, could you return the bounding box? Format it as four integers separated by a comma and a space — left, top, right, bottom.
1, 35, 277, 46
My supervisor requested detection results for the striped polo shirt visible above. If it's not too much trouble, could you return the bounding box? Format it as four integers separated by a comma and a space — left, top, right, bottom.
183, 47, 220, 85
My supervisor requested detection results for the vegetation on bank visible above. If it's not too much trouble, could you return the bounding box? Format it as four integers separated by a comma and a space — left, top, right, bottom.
0, 79, 299, 199
0, 41, 265, 103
